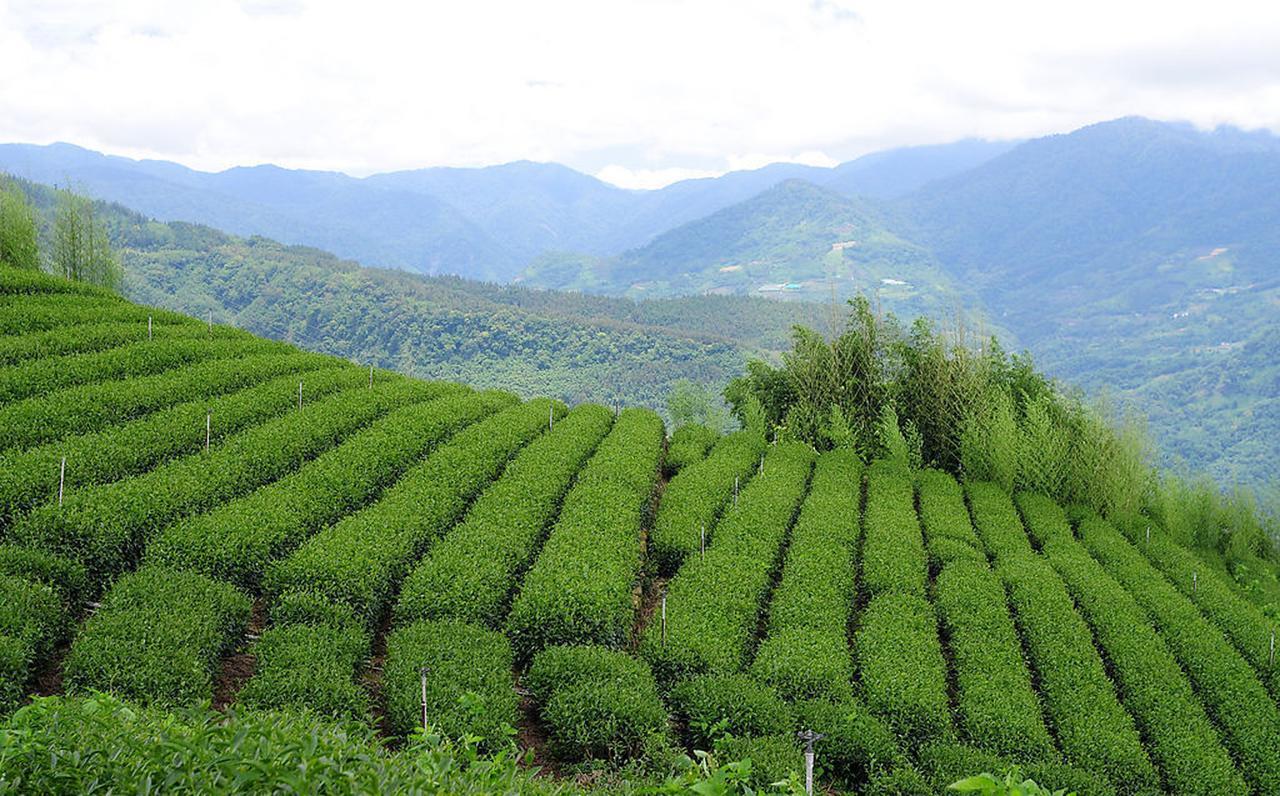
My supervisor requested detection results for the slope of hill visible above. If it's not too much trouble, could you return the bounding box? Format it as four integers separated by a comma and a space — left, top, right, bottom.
2, 269, 1278, 795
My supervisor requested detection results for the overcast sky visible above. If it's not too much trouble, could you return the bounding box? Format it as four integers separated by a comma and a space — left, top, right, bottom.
2, 0, 1279, 189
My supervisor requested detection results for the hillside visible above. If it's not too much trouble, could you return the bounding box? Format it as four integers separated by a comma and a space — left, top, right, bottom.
3, 269, 1280, 794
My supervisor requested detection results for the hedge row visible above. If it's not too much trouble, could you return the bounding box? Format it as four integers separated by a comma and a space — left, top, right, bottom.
1034, 529, 1245, 794
0, 318, 241, 367
383, 619, 518, 751
1116, 517, 1280, 702
145, 391, 512, 590
506, 408, 665, 659
995, 551, 1158, 793
751, 449, 860, 703
793, 697, 904, 788
916, 742, 1117, 796
916, 469, 987, 569
713, 734, 803, 789
63, 567, 251, 707
266, 398, 562, 625
236, 618, 371, 722
0, 575, 66, 714
392, 403, 610, 629
1077, 515, 1280, 794
649, 430, 766, 575
670, 673, 791, 749
855, 592, 951, 743
664, 423, 719, 477
0, 349, 340, 452
1014, 492, 1075, 547
0, 294, 190, 335
526, 645, 669, 762
0, 545, 88, 610
0, 266, 123, 298
0, 360, 352, 528
11, 378, 449, 585
932, 559, 1055, 761
861, 460, 927, 599
0, 335, 283, 404
640, 443, 814, 683
964, 481, 1035, 561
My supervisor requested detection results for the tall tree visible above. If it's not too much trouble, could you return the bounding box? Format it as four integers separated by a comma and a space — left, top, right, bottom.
0, 178, 40, 270
53, 188, 122, 290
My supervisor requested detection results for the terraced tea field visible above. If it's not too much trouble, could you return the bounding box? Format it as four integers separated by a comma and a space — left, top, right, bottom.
2, 267, 1278, 794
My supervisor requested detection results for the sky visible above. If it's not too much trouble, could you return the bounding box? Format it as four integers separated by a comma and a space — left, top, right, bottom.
2, 0, 1279, 189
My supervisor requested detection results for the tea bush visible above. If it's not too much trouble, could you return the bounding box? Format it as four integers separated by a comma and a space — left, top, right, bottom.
665, 423, 719, 476
855, 592, 951, 742
671, 673, 792, 749
861, 460, 927, 599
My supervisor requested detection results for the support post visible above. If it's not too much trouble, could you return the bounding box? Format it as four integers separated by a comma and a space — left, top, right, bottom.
1270, 630, 1275, 667
700, 523, 705, 559
206, 411, 211, 452
148, 316, 152, 340
298, 381, 303, 410
661, 595, 667, 647
420, 666, 430, 731
58, 456, 66, 507
369, 363, 373, 388
797, 729, 823, 796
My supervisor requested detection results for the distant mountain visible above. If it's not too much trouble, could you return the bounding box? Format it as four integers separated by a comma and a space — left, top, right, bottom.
821, 139, 1020, 198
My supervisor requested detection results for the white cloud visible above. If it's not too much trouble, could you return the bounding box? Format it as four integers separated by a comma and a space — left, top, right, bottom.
2, 0, 1278, 185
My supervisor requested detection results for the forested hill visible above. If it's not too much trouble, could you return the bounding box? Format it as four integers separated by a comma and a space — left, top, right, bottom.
8, 178, 823, 410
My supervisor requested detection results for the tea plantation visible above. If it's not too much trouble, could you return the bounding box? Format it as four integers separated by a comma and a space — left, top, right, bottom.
1, 266, 1279, 795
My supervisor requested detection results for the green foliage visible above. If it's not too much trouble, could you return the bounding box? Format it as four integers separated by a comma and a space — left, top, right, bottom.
664, 423, 719, 477
667, 381, 732, 434
526, 645, 669, 763
393, 404, 611, 629
505, 408, 665, 659
711, 734, 802, 791
1031, 525, 1246, 794
752, 450, 860, 703
147, 391, 511, 590
994, 551, 1157, 793
0, 574, 65, 713
62, 567, 250, 707
949, 769, 1070, 796
0, 361, 352, 528
855, 592, 951, 743
0, 181, 40, 271
11, 379, 446, 586
0, 335, 281, 404
236, 622, 371, 721
861, 460, 928, 599
965, 481, 1035, 561
792, 698, 903, 787
960, 388, 1018, 492
916, 469, 987, 569
0, 545, 88, 611
671, 674, 792, 749
649, 430, 767, 574
52, 188, 122, 290
1075, 514, 1280, 793
0, 318, 242, 368
0, 693, 573, 794
919, 743, 1116, 796
933, 560, 1055, 761
270, 589, 362, 629
641, 444, 814, 682
383, 619, 518, 751
875, 405, 917, 470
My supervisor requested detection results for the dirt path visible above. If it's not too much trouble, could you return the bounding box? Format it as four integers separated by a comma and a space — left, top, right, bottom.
212, 598, 265, 710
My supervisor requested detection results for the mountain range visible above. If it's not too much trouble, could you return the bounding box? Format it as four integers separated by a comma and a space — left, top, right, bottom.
2, 118, 1277, 486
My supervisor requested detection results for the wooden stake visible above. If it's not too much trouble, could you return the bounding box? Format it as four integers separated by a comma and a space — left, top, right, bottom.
206, 411, 211, 452
58, 456, 66, 507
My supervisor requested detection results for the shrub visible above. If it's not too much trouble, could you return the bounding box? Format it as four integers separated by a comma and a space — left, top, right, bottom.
864, 764, 933, 795
752, 630, 852, 704
1028, 511, 1246, 794
393, 403, 612, 629
383, 619, 517, 751
965, 481, 1035, 561
0, 349, 341, 452
0, 575, 65, 660
996, 551, 1157, 792
665, 423, 719, 476
0, 635, 26, 714
0, 360, 355, 528
271, 589, 362, 629
11, 378, 446, 586
0, 335, 283, 404
918, 743, 1117, 796
855, 592, 951, 742
1077, 514, 1280, 794
1015, 492, 1074, 547
270, 398, 564, 628
505, 408, 665, 659
649, 430, 766, 574
640, 443, 814, 682
147, 391, 512, 589
916, 468, 987, 569
236, 622, 370, 721
0, 319, 243, 367
861, 460, 927, 599
0, 294, 166, 335
63, 567, 250, 707
528, 645, 668, 763
0, 545, 88, 610
933, 559, 1055, 761
671, 673, 792, 749
1114, 516, 1280, 702
713, 734, 802, 790
792, 697, 903, 787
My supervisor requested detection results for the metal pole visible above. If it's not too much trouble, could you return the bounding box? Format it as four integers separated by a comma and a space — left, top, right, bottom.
1270, 630, 1275, 667
661, 595, 667, 646
147, 316, 152, 340
1146, 526, 1151, 544
1193, 571, 1198, 596
420, 666, 430, 731
550, 404, 554, 430
734, 476, 739, 508
206, 411, 211, 452
796, 729, 823, 796
58, 456, 66, 506
369, 364, 373, 388
208, 310, 212, 331
700, 523, 705, 559
298, 381, 303, 410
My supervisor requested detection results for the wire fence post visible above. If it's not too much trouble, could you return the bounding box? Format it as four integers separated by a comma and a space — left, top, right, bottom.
58, 456, 66, 507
